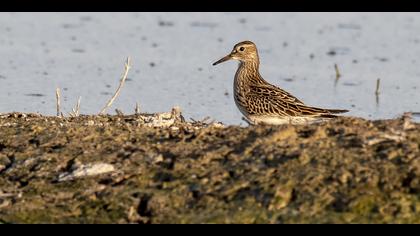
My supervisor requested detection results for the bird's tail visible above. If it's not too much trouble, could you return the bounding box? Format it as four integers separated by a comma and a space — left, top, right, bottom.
300, 105, 349, 115
297, 105, 349, 118
317, 108, 348, 118
326, 109, 349, 114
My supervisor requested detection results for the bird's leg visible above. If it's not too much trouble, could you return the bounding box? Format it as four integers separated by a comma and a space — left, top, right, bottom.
242, 116, 254, 126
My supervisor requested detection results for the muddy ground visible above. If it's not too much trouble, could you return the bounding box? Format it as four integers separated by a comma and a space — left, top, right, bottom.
0, 110, 420, 224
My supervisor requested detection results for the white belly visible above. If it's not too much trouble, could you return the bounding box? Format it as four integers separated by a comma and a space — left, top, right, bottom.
246, 115, 326, 125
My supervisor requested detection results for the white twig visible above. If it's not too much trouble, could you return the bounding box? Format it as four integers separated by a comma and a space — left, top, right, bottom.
76, 96, 81, 116
69, 96, 82, 117
56, 88, 61, 117
99, 57, 132, 115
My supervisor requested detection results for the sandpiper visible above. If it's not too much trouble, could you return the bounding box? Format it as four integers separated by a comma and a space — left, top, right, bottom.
212, 40, 349, 125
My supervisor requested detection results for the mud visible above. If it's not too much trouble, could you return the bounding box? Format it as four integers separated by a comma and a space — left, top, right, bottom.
0, 111, 419, 223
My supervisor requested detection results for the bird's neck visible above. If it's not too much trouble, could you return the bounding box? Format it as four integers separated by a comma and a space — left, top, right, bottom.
239, 60, 259, 73
235, 60, 265, 85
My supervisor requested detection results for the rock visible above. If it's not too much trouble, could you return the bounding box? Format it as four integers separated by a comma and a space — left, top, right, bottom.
58, 163, 115, 182
269, 182, 294, 210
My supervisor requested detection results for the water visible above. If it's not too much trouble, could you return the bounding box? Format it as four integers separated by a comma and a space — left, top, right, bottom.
0, 12, 419, 125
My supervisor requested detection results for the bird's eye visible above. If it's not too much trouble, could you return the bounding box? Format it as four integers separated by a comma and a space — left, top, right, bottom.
239, 47, 245, 51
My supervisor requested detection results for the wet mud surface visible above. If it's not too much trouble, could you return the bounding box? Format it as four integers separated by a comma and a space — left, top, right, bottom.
0, 112, 420, 223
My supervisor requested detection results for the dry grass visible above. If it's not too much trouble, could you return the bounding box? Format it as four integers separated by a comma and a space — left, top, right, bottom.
99, 57, 132, 115
55, 88, 61, 117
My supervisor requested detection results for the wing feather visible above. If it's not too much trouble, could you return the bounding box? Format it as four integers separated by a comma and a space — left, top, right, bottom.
243, 84, 348, 117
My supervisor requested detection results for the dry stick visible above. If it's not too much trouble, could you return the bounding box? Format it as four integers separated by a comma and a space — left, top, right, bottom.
375, 78, 381, 105
375, 78, 381, 95
69, 96, 82, 117
115, 109, 124, 116
135, 102, 140, 115
99, 57, 132, 115
334, 64, 341, 79
333, 64, 341, 88
75, 96, 81, 116
55, 88, 61, 117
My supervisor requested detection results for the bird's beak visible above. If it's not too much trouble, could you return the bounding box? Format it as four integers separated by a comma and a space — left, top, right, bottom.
212, 54, 233, 66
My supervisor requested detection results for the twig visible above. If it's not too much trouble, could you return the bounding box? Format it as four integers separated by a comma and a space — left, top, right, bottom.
75, 96, 81, 116
375, 78, 381, 106
375, 78, 381, 95
190, 116, 211, 124
115, 109, 124, 116
55, 88, 61, 117
69, 96, 81, 117
171, 106, 184, 122
99, 57, 132, 115
334, 64, 341, 79
135, 102, 141, 115
334, 64, 341, 87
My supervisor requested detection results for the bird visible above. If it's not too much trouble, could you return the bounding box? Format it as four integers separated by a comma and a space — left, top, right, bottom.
212, 40, 349, 125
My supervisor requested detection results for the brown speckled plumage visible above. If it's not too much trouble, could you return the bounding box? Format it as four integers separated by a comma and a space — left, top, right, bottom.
213, 40, 349, 125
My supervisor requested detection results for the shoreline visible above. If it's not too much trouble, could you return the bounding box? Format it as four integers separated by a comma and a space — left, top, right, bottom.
0, 111, 420, 223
